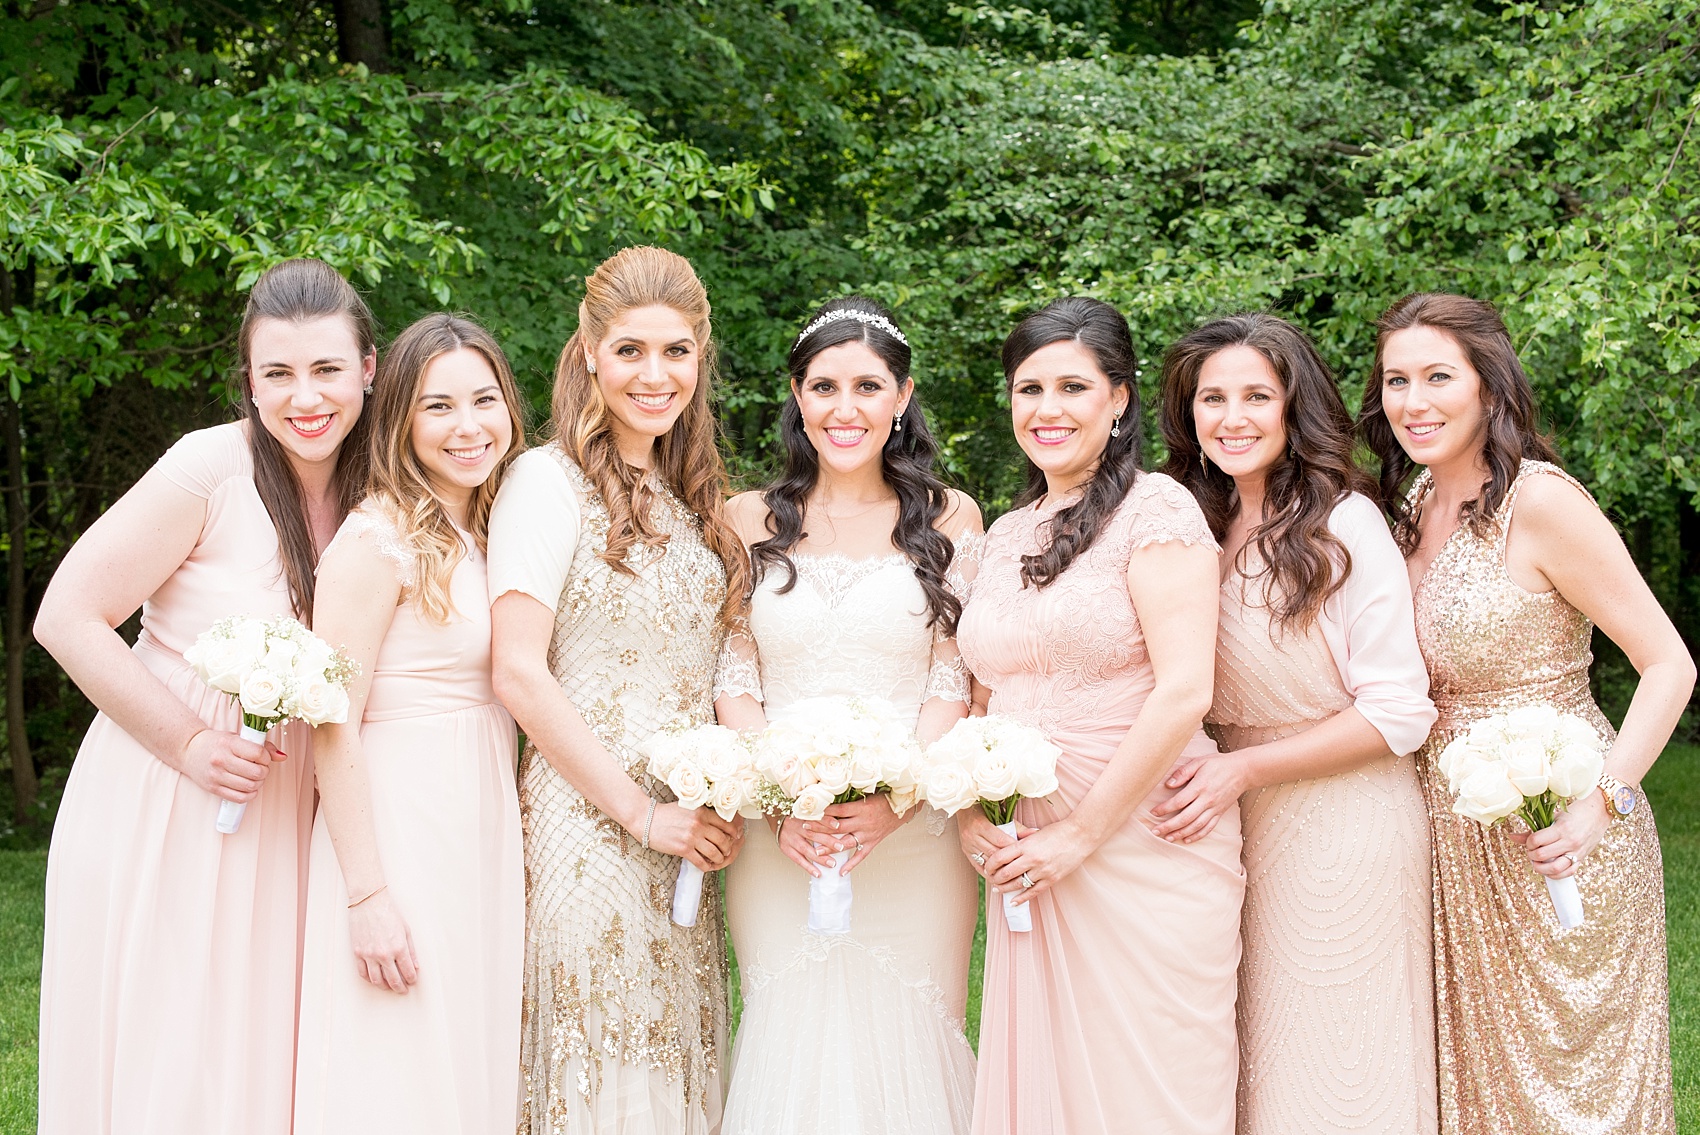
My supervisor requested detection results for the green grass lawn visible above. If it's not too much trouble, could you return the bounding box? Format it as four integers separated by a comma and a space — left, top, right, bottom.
3, 745, 1696, 1133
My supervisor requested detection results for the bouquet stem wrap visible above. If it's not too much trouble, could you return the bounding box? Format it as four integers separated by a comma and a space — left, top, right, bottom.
807, 850, 853, 935
996, 821, 1033, 933
672, 859, 706, 927
216, 721, 269, 835
1545, 872, 1584, 929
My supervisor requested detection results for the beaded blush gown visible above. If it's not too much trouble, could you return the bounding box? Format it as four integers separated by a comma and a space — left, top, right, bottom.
39, 424, 315, 1135
488, 445, 731, 1135
1205, 492, 1438, 1135
1410, 461, 1673, 1134
957, 472, 1245, 1135
714, 547, 980, 1135
294, 504, 522, 1134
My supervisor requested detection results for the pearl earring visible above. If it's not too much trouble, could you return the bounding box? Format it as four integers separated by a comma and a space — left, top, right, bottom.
894, 412, 903, 433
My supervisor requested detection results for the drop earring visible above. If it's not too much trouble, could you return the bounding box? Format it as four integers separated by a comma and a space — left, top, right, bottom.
1110, 412, 1121, 439
894, 412, 904, 433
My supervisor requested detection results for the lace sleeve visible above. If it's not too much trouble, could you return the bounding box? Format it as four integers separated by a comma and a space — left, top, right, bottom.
713, 616, 764, 703
923, 528, 982, 705
1122, 472, 1220, 555
321, 504, 417, 588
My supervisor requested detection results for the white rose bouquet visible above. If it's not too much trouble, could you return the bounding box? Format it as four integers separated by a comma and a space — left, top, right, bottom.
1438, 705, 1607, 929
752, 696, 924, 935
918, 715, 1061, 933
638, 722, 765, 927
184, 614, 358, 834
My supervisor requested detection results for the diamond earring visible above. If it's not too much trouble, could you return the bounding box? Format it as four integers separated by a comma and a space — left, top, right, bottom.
586, 357, 597, 374
363, 382, 373, 395
1110, 412, 1121, 439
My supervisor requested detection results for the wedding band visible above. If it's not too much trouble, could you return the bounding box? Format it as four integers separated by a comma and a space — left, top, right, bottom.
1020, 872, 1035, 890
971, 852, 988, 867
852, 835, 864, 852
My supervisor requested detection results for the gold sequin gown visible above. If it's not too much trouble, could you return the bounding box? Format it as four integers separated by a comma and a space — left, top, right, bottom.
1410, 460, 1673, 1134
516, 453, 730, 1134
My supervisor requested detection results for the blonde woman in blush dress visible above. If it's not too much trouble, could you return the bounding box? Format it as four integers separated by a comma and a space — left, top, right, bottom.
1153, 314, 1438, 1135
33, 259, 375, 1135
294, 315, 526, 1134
489, 246, 750, 1135
1361, 293, 1691, 1134
957, 297, 1242, 1135
714, 297, 981, 1135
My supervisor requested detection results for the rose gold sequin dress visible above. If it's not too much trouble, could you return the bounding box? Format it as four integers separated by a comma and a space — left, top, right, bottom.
489, 447, 730, 1135
1410, 460, 1673, 1134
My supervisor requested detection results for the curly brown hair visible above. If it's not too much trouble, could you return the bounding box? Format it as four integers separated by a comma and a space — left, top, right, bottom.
1358, 293, 1560, 555
1159, 313, 1374, 633
547, 246, 749, 627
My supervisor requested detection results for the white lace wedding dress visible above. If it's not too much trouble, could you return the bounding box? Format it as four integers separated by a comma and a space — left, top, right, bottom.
715, 550, 980, 1135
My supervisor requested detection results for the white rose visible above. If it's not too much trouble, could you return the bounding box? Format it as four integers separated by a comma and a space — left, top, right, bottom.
921, 761, 980, 816
1014, 740, 1061, 797
238, 668, 284, 720
697, 735, 743, 783
295, 638, 337, 683
641, 737, 681, 781
1505, 704, 1562, 740
1501, 739, 1550, 797
813, 755, 852, 795
765, 753, 813, 798
1547, 743, 1605, 799
1553, 714, 1603, 754
710, 778, 746, 822
1453, 763, 1524, 826
198, 638, 252, 696
667, 762, 713, 810
297, 679, 349, 726
973, 753, 1021, 802
261, 637, 300, 675
846, 748, 887, 794
791, 783, 834, 821
887, 783, 922, 815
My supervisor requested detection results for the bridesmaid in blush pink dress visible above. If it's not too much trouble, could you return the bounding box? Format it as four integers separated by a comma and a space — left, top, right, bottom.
34, 259, 375, 1135
294, 315, 525, 1134
957, 298, 1242, 1135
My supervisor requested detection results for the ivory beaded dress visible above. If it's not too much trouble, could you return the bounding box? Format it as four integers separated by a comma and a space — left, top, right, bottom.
488, 445, 731, 1135
1410, 461, 1673, 1134
1205, 492, 1438, 1135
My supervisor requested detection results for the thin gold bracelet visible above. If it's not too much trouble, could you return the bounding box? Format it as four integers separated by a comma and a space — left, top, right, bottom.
347, 883, 387, 909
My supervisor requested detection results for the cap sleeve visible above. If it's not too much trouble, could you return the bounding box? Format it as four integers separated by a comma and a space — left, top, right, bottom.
153, 423, 251, 500
487, 447, 582, 610
1318, 493, 1437, 756
321, 503, 418, 589
1118, 471, 1220, 556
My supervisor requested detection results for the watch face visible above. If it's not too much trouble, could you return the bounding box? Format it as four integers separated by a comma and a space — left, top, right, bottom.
1611, 785, 1636, 816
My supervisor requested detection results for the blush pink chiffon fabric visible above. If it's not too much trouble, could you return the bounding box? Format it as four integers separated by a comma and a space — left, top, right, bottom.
957, 473, 1246, 1135
293, 507, 522, 1134
39, 425, 315, 1135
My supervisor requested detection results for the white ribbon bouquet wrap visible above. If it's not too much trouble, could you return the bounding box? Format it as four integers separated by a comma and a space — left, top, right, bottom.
753, 696, 923, 936
638, 723, 765, 927
1438, 705, 1607, 930
918, 715, 1061, 932
184, 614, 357, 834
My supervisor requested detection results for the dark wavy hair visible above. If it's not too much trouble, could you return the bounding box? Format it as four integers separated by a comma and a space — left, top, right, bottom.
751, 296, 961, 633
1358, 293, 1561, 555
1159, 313, 1375, 632
1003, 296, 1143, 589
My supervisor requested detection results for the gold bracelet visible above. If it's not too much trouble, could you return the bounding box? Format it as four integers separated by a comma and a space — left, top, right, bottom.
347, 883, 387, 909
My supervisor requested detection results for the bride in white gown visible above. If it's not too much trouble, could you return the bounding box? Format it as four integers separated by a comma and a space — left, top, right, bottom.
714, 297, 982, 1135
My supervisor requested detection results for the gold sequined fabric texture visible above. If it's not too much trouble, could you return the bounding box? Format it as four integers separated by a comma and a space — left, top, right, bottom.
1410, 461, 1673, 1135
517, 448, 729, 1135
1208, 566, 1438, 1135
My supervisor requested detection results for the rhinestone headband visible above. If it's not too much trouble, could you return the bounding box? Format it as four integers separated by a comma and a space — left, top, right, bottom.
795, 309, 909, 347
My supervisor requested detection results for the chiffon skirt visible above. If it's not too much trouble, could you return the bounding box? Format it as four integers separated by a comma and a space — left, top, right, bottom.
972, 740, 1245, 1135
294, 702, 522, 1134
724, 808, 979, 1134
39, 640, 314, 1135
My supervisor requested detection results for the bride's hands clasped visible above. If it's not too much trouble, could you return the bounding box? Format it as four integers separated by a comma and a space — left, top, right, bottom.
774, 794, 916, 876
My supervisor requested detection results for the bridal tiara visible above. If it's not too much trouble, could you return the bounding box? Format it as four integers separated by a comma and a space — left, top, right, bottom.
795, 309, 909, 347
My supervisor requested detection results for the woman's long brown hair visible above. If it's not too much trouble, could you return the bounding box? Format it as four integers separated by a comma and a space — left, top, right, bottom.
1358, 293, 1561, 555
364, 313, 527, 623
547, 246, 749, 627
236, 258, 376, 622
1160, 313, 1374, 633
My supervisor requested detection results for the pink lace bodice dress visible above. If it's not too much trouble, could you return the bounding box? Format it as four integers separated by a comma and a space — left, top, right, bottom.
40, 424, 316, 1135
293, 504, 522, 1134
957, 472, 1245, 1135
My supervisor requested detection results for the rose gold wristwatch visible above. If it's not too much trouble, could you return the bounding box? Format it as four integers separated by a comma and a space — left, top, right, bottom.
1598, 774, 1637, 822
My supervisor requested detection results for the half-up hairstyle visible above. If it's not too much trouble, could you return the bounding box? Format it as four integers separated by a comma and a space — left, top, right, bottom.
547, 245, 749, 627
364, 313, 527, 623
236, 257, 377, 622
1004, 297, 1143, 589
1358, 293, 1561, 555
1159, 313, 1375, 633
752, 296, 961, 634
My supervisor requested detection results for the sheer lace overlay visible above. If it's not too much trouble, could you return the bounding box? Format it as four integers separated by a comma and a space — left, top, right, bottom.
323, 504, 419, 589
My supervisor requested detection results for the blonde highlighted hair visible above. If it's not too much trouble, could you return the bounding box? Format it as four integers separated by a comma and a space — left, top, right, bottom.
366, 313, 527, 623
549, 245, 749, 627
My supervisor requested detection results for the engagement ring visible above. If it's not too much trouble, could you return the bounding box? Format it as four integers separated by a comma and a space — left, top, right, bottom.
971, 852, 988, 867
1020, 872, 1035, 890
